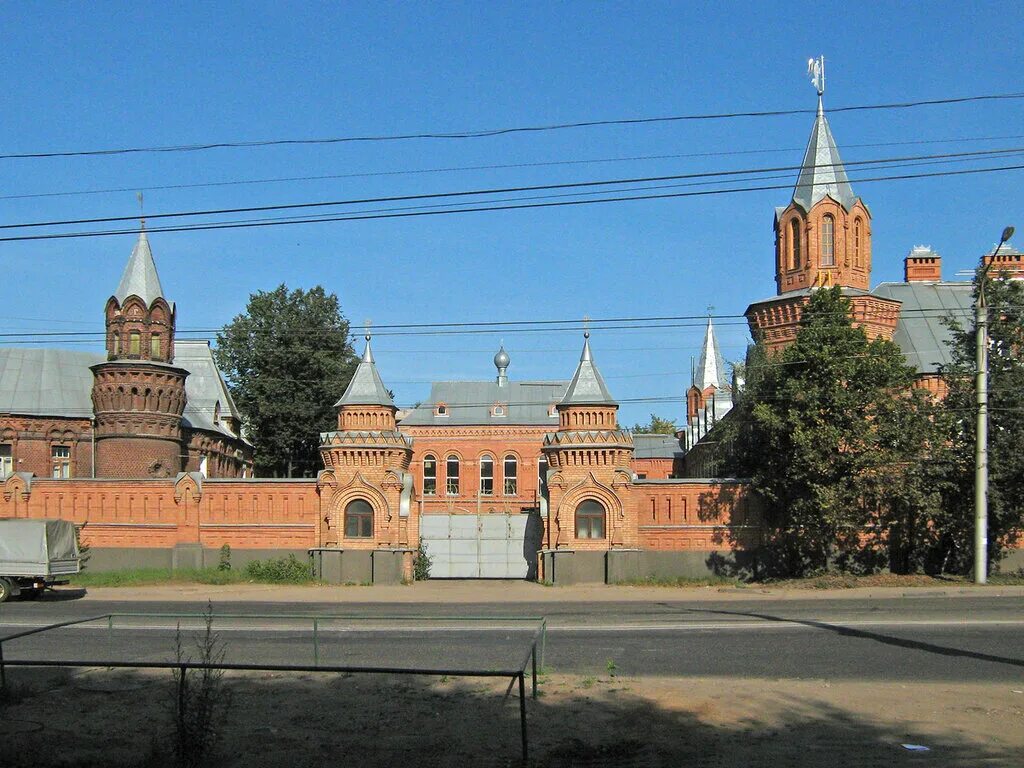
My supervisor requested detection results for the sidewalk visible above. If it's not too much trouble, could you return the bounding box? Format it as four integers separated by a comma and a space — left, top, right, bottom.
67, 579, 1024, 604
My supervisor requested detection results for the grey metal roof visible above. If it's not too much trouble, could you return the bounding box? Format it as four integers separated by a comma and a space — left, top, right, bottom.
0, 348, 102, 418
745, 285, 873, 311
400, 380, 566, 426
872, 281, 973, 374
560, 335, 617, 406
334, 337, 394, 408
792, 99, 859, 212
631, 433, 684, 460
114, 229, 167, 307
694, 317, 728, 389
0, 343, 244, 441
174, 340, 246, 439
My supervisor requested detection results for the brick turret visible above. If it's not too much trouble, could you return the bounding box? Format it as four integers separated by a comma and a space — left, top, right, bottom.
542, 333, 635, 550
318, 336, 414, 550
91, 228, 188, 477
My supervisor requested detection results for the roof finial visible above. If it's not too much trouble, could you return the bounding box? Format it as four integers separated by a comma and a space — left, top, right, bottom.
808, 55, 825, 98
362, 319, 374, 363
137, 191, 145, 230
583, 314, 591, 340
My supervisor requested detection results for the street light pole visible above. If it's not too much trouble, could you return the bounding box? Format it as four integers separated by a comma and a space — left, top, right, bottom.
974, 225, 1015, 585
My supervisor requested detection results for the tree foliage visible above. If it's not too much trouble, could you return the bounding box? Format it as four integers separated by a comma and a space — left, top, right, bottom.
631, 413, 678, 435
937, 270, 1024, 572
214, 284, 358, 477
723, 287, 945, 575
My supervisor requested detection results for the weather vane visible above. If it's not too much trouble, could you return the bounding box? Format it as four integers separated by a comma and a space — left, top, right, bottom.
136, 191, 145, 229
582, 314, 591, 338
807, 55, 825, 97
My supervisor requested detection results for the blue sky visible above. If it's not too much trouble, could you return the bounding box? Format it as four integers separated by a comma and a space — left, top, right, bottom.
2, 1, 1022, 426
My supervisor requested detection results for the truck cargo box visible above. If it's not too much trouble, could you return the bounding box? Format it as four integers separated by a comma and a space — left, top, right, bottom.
0, 519, 81, 578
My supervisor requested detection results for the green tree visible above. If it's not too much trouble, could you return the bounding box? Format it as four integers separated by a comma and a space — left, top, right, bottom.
723, 287, 942, 575
214, 285, 358, 477
631, 414, 678, 435
937, 270, 1024, 573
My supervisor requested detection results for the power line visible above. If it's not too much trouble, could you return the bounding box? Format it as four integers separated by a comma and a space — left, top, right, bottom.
5, 146, 1020, 232
2, 162, 1022, 244
3, 91, 1022, 161
4, 132, 1022, 202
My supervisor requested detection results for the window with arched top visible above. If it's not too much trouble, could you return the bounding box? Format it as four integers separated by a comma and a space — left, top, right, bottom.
344, 499, 373, 538
446, 455, 460, 495
435, 403, 448, 416
423, 455, 437, 496
790, 219, 802, 270
129, 332, 141, 356
503, 455, 518, 495
479, 455, 494, 496
854, 219, 863, 268
575, 499, 606, 539
537, 457, 548, 494
821, 215, 836, 266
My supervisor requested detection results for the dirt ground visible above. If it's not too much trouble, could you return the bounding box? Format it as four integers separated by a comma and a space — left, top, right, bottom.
1, 667, 1021, 767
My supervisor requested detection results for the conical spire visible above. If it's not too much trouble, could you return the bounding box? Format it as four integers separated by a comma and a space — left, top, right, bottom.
694, 316, 728, 390
334, 335, 395, 408
114, 228, 166, 306
560, 333, 617, 406
791, 96, 858, 212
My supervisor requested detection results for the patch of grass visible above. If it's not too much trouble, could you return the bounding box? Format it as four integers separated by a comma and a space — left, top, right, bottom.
616, 575, 742, 588
988, 570, 1024, 586
69, 557, 318, 588
580, 677, 596, 689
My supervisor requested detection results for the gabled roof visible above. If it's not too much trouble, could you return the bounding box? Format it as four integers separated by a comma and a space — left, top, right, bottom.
694, 317, 728, 390
632, 433, 684, 460
560, 334, 617, 407
399, 380, 565, 426
174, 340, 246, 440
872, 281, 972, 374
114, 229, 167, 307
792, 98, 859, 212
333, 337, 394, 408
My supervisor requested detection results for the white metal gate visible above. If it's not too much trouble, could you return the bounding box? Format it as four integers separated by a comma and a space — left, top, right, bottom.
420, 513, 533, 578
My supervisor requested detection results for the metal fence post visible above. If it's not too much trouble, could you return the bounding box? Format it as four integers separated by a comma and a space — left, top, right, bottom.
540, 618, 547, 672
518, 672, 528, 762
531, 642, 538, 700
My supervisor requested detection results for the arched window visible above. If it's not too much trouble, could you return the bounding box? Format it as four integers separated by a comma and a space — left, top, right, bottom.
112, 334, 120, 356
435, 403, 448, 416
503, 455, 518, 495
790, 219, 801, 270
821, 215, 835, 266
479, 455, 494, 496
537, 457, 548, 495
344, 499, 373, 538
423, 455, 437, 496
575, 499, 605, 539
129, 332, 141, 356
446, 455, 460, 495
150, 333, 161, 359
854, 219, 863, 267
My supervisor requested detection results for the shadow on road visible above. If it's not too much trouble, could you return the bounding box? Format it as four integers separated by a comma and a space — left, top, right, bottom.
665, 605, 1024, 670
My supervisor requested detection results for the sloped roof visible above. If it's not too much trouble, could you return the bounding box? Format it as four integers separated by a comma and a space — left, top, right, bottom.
400, 380, 565, 426
872, 281, 973, 374
560, 335, 617, 406
0, 344, 244, 441
0, 348, 102, 418
632, 433, 684, 460
694, 317, 728, 390
174, 340, 245, 439
334, 337, 394, 408
792, 99, 859, 212
114, 230, 167, 306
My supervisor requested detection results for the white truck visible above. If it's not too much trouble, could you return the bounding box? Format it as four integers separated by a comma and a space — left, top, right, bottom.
0, 519, 81, 602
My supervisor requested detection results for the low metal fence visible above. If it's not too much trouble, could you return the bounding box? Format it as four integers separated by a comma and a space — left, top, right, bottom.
0, 612, 547, 761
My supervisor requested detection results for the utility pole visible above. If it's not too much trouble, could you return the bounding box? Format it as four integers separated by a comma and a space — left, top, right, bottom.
975, 225, 1015, 584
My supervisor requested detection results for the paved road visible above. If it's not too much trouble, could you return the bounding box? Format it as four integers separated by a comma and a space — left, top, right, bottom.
1, 593, 1021, 682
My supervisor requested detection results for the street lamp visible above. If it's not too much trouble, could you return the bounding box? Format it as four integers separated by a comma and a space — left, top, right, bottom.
975, 224, 1015, 584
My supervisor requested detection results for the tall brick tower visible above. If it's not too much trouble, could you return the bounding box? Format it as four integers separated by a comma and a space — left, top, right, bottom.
746, 61, 900, 352
318, 335, 414, 551
542, 333, 635, 550
91, 228, 188, 477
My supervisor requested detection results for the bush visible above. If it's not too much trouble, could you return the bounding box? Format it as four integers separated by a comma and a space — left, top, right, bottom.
217, 544, 231, 572
413, 541, 432, 581
244, 554, 313, 584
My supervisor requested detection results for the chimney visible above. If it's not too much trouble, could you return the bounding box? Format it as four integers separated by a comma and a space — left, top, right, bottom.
904, 245, 942, 282
982, 242, 1024, 280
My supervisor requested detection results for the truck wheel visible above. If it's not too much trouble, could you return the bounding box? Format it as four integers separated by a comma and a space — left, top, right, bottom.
0, 578, 12, 603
